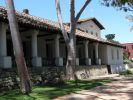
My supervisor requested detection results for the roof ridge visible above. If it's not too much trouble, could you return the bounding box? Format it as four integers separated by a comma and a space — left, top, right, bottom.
78, 17, 96, 21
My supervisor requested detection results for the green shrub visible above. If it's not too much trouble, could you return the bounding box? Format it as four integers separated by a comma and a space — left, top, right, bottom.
130, 59, 133, 62
120, 69, 133, 75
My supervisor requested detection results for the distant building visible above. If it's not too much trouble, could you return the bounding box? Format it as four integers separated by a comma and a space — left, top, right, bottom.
122, 43, 133, 59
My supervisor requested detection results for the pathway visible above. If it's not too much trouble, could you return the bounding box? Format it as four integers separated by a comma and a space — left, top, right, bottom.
53, 75, 133, 100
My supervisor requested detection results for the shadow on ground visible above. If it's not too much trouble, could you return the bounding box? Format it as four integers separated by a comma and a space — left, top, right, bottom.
0, 79, 112, 100
69, 78, 133, 100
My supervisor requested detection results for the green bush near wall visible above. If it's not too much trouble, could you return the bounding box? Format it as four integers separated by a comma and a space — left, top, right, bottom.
120, 69, 133, 75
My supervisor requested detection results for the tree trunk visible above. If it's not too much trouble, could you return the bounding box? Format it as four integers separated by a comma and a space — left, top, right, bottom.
66, 36, 76, 80
5, 0, 31, 94
55, 0, 91, 80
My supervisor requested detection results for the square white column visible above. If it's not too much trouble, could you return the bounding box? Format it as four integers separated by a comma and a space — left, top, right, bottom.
94, 43, 101, 65
54, 34, 63, 66
85, 58, 91, 65
76, 58, 79, 66
84, 40, 91, 66
0, 23, 12, 68
84, 40, 89, 59
0, 56, 12, 68
31, 30, 38, 57
96, 58, 101, 65
31, 30, 42, 67
95, 43, 99, 59
32, 57, 42, 67
55, 57, 63, 66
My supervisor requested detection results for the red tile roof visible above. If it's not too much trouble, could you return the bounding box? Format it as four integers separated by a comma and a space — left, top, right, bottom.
0, 6, 123, 48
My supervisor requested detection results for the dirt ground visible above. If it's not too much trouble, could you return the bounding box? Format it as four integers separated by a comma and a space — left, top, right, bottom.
53, 75, 133, 100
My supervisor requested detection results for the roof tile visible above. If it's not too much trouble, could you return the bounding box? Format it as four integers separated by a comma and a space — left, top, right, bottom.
0, 6, 122, 47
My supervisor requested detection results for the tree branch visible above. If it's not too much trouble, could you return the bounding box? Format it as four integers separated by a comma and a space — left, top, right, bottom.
75, 0, 91, 22
55, 0, 69, 43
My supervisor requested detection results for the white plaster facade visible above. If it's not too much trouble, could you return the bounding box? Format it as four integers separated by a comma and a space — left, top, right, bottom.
98, 44, 124, 73
77, 20, 101, 38
106, 45, 124, 73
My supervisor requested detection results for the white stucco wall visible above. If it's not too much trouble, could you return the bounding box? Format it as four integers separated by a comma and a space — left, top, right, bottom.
77, 20, 101, 38
98, 44, 123, 65
98, 44, 124, 73
106, 45, 124, 73
106, 45, 123, 65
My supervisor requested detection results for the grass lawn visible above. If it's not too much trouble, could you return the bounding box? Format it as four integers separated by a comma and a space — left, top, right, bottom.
0, 79, 112, 100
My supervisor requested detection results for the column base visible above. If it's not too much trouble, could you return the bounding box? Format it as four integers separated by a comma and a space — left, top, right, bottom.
55, 57, 63, 66
32, 57, 42, 67
85, 58, 91, 65
76, 58, 79, 66
0, 56, 12, 68
96, 58, 101, 65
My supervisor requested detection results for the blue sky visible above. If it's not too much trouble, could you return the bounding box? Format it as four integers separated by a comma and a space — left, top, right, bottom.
0, 0, 132, 43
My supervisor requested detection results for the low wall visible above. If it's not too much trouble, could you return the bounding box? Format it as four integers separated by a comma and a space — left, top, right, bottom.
0, 67, 65, 91
0, 65, 108, 91
75, 65, 108, 79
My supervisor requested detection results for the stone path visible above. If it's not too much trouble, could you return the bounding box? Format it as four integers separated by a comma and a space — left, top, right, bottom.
53, 75, 133, 100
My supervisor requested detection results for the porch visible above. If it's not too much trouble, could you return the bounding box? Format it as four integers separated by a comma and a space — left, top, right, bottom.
0, 22, 106, 68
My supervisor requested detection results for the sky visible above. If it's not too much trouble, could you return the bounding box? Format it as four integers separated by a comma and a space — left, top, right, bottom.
0, 0, 132, 43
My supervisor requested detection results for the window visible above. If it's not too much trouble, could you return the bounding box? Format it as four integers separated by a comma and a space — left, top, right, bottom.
111, 48, 114, 60
91, 31, 93, 35
117, 49, 119, 60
